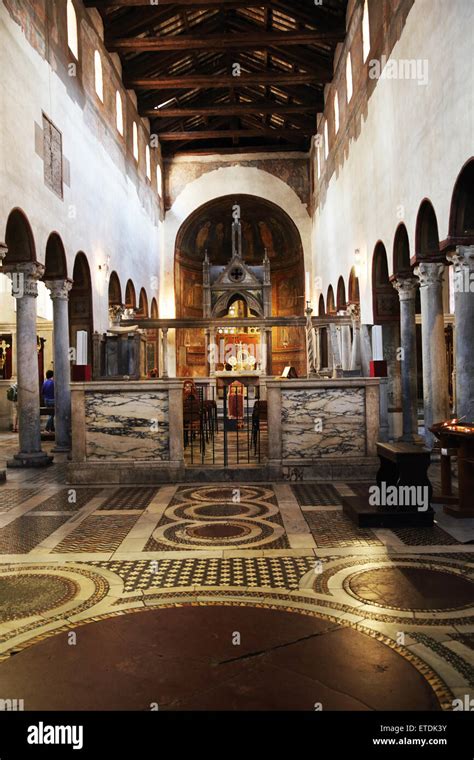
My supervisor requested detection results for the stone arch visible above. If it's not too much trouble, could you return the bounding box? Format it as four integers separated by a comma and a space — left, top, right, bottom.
125, 280, 136, 310
393, 223, 411, 276
44, 232, 68, 280
326, 285, 335, 315
448, 157, 474, 244
318, 294, 325, 316
138, 287, 149, 318
151, 298, 158, 319
108, 271, 122, 307
415, 199, 440, 259
336, 276, 347, 312
69, 252, 93, 366
212, 290, 264, 319
372, 241, 399, 324
348, 267, 360, 305
4, 208, 36, 265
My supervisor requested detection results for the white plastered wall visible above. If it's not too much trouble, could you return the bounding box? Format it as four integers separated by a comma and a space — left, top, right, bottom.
0, 3, 160, 335
312, 0, 474, 324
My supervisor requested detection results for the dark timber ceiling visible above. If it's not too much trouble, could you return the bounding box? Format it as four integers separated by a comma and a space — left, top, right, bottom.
84, 0, 349, 155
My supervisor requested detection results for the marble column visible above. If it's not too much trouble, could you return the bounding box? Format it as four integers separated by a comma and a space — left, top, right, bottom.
340, 318, 352, 371
260, 330, 267, 374
314, 327, 321, 372
392, 275, 421, 442
348, 304, 361, 371
414, 262, 449, 446
4, 262, 52, 467
161, 328, 169, 379
265, 327, 272, 375
447, 246, 474, 422
0, 244, 6, 480
209, 327, 216, 376
45, 278, 73, 451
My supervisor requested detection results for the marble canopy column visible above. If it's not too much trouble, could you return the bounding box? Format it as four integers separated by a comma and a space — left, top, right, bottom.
348, 304, 361, 371
447, 246, 474, 422
414, 262, 449, 446
265, 327, 272, 375
0, 244, 6, 480
209, 327, 216, 376
45, 278, 73, 451
161, 328, 169, 380
340, 321, 352, 371
3, 261, 52, 467
392, 275, 421, 442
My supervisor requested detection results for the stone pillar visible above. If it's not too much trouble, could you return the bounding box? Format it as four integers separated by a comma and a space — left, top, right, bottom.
447, 246, 474, 422
45, 278, 73, 451
0, 244, 6, 480
209, 327, 216, 376
265, 327, 272, 375
360, 324, 372, 377
348, 304, 361, 371
4, 262, 52, 467
315, 327, 321, 371
340, 318, 352, 371
161, 328, 169, 379
414, 262, 450, 446
392, 275, 421, 442
260, 329, 267, 374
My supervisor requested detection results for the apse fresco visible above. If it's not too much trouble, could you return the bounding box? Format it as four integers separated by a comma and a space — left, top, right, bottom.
176, 195, 303, 269
175, 195, 306, 377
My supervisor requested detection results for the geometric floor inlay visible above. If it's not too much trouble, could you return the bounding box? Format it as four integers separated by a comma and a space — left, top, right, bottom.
291, 483, 343, 506
97, 487, 158, 511
93, 556, 315, 591
0, 489, 40, 512
347, 566, 474, 610
32, 487, 101, 512
52, 514, 141, 553
304, 512, 383, 547
0, 606, 443, 711
0, 573, 78, 621
0, 514, 71, 554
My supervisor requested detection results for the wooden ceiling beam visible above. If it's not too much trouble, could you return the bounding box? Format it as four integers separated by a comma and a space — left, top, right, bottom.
142, 102, 321, 117
126, 72, 329, 89
107, 30, 345, 51
86, 0, 274, 8
158, 127, 311, 141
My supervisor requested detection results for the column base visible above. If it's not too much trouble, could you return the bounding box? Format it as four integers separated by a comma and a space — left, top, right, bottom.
52, 444, 71, 453
7, 451, 54, 468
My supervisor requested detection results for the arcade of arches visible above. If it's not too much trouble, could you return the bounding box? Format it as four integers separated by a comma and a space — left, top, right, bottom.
0, 0, 473, 721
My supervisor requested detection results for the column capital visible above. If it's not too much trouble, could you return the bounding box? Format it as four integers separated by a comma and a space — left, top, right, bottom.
447, 245, 474, 272
413, 261, 445, 288
347, 303, 361, 322
2, 261, 45, 297
45, 278, 73, 300
392, 274, 418, 301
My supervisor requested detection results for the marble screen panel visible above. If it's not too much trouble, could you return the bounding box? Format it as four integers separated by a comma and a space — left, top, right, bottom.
281, 387, 366, 459
85, 391, 169, 460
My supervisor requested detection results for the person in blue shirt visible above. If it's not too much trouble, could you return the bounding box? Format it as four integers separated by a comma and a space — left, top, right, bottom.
42, 370, 55, 433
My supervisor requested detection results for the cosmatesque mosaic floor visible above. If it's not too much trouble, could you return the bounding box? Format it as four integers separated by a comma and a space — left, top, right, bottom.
0, 434, 473, 711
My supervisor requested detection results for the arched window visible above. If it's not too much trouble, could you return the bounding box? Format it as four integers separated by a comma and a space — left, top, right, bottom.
324, 122, 329, 159
116, 91, 124, 135
346, 53, 353, 102
334, 94, 339, 134
146, 144, 151, 180
94, 50, 103, 102
156, 163, 163, 196
133, 122, 139, 161
67, 0, 79, 59
362, 0, 371, 62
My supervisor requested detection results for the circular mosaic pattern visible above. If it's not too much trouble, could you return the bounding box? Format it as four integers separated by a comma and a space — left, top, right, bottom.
154, 517, 283, 548
0, 605, 443, 710
187, 522, 251, 539
0, 574, 78, 622
347, 566, 474, 611
170, 500, 272, 521
177, 485, 275, 504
